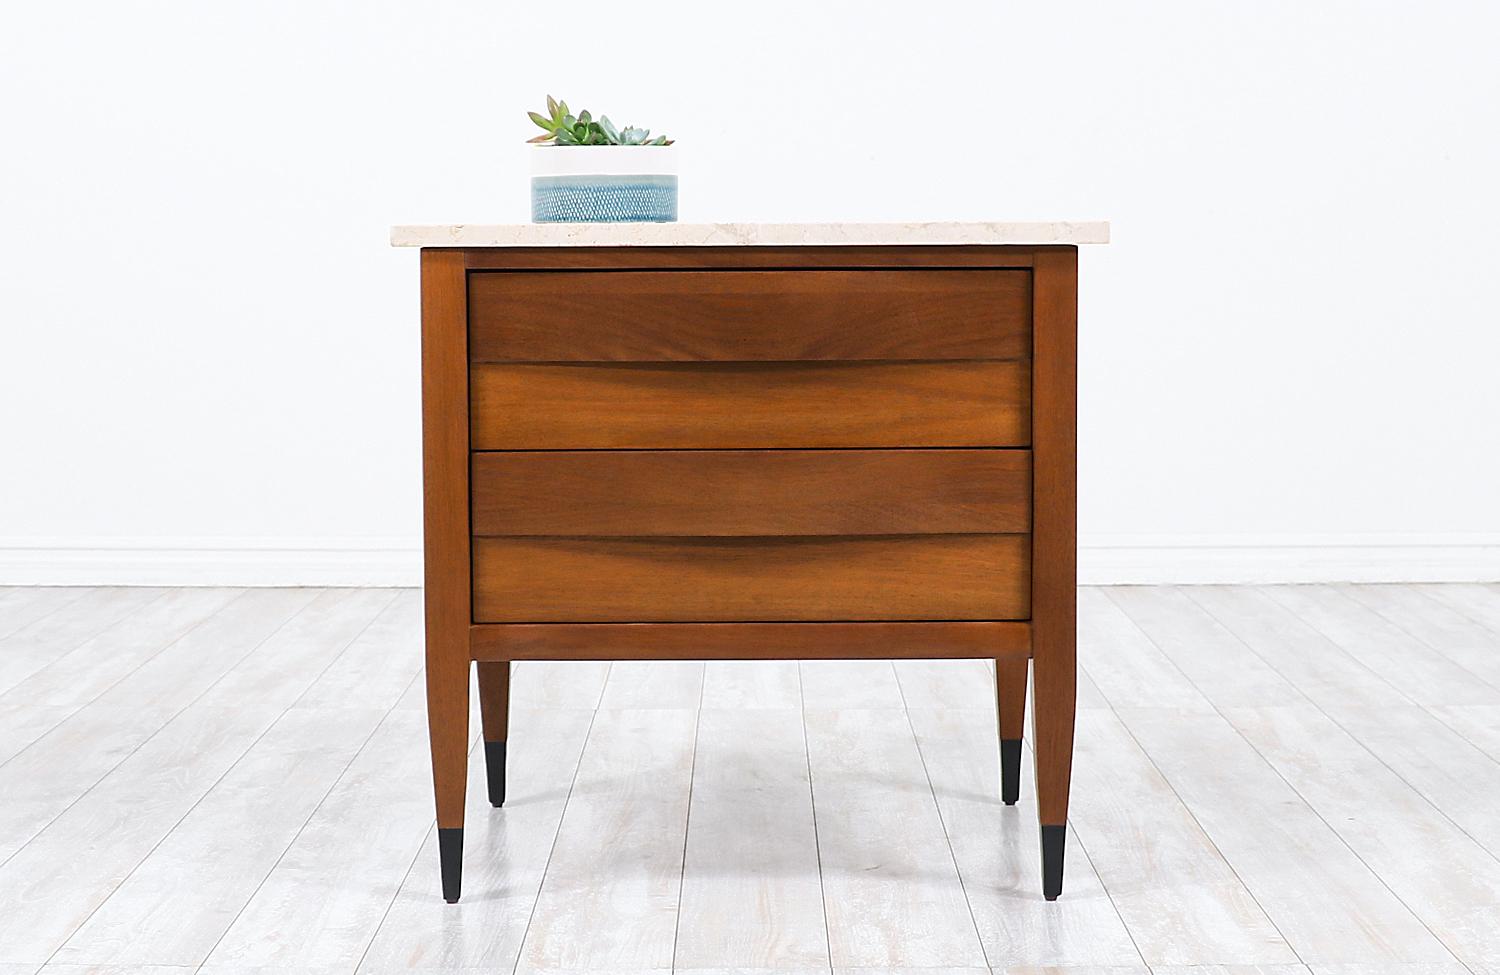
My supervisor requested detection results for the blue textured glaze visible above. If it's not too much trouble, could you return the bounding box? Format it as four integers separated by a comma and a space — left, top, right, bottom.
531, 174, 678, 223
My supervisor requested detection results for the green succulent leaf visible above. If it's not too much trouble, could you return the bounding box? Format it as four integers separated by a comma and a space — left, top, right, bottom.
527, 97, 671, 146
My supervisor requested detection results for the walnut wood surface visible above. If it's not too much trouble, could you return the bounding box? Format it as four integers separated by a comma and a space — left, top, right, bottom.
468, 269, 1030, 362
470, 449, 1031, 537
471, 534, 1030, 623
1030, 247, 1079, 831
996, 656, 1029, 741
476, 661, 509, 743
420, 250, 471, 833
469, 360, 1030, 450
470, 621, 1032, 661
417, 242, 1080, 902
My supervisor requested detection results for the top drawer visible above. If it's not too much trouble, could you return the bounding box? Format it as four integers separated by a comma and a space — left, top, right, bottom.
468, 269, 1031, 362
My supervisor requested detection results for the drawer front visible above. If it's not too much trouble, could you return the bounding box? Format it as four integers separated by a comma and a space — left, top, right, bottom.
470, 360, 1030, 449
472, 449, 1030, 536
468, 269, 1030, 362
471, 534, 1030, 622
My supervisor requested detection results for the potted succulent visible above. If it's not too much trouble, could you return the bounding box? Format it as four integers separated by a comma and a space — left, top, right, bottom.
527, 95, 677, 224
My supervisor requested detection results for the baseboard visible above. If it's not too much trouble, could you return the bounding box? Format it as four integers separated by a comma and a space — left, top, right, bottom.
0, 534, 1495, 588
0, 537, 423, 587
1079, 533, 1500, 584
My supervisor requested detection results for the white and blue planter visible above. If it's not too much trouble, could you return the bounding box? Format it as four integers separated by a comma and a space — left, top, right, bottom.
531, 146, 678, 223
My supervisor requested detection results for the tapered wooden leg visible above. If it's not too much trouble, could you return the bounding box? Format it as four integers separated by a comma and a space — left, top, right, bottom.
1031, 643, 1074, 900
477, 660, 510, 807
1030, 246, 1078, 901
427, 652, 469, 903
421, 248, 473, 904
995, 655, 1028, 804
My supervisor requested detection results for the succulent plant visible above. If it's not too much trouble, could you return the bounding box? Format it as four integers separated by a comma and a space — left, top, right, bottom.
527, 95, 672, 146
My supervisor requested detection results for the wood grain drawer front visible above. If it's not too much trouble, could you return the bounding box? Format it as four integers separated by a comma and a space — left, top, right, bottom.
470, 360, 1030, 450
471, 449, 1030, 536
471, 535, 1030, 623
468, 270, 1031, 362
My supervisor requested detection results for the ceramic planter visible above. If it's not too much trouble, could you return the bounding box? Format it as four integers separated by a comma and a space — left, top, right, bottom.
530, 145, 678, 223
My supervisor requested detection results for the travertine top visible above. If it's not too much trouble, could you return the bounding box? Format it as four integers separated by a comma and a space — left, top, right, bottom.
390, 221, 1109, 248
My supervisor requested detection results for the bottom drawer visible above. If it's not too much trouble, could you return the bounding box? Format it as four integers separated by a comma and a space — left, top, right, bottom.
471, 534, 1030, 623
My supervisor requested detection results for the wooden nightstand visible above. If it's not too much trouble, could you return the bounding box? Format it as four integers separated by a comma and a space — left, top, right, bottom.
394, 221, 1107, 904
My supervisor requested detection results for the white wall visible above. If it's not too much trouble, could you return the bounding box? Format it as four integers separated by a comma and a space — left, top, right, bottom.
2, 1, 1498, 585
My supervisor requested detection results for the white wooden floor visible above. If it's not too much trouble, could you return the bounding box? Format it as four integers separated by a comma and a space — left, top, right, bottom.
1, 585, 1499, 975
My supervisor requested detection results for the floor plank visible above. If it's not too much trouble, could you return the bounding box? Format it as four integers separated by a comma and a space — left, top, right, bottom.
701, 659, 801, 709
1076, 666, 1113, 710
0, 588, 166, 696
192, 589, 397, 711
1104, 588, 1466, 963
0, 588, 242, 709
0, 702, 186, 867
1148, 966, 1312, 975
509, 660, 612, 710
53, 707, 388, 967
803, 707, 987, 969
87, 588, 323, 712
1324, 704, 1500, 862
674, 708, 829, 970
38, 964, 204, 975
599, 659, 704, 709
514, 708, 698, 973
0, 703, 284, 964
1117, 708, 1452, 964
1412, 582, 1500, 633
0, 587, 90, 641
359, 708, 594, 972
1427, 702, 1500, 759
1305, 963, 1475, 975
51, 591, 417, 970
295, 589, 423, 711
894, 659, 995, 710
1186, 587, 1409, 708
799, 661, 904, 709
1078, 589, 1214, 711
1104, 587, 1303, 707
1265, 585, 1500, 705
0, 589, 395, 965
4, 583, 1499, 973
201, 708, 434, 970
1066, 708, 1297, 966
0, 704, 78, 767
0, 589, 324, 866
1227, 704, 1500, 969
1339, 584, 1500, 691
907, 707, 1143, 968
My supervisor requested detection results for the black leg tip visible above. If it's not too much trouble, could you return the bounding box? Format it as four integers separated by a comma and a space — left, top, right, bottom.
1040, 823, 1066, 900
484, 739, 507, 807
438, 827, 463, 904
1000, 738, 1022, 805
